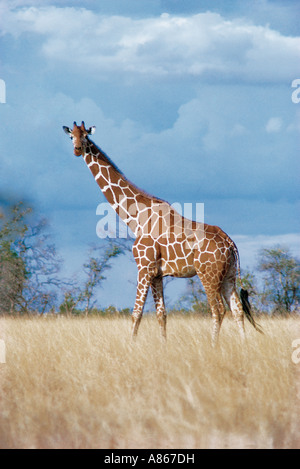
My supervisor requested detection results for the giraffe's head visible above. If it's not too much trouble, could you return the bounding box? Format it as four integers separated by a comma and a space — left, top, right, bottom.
63, 121, 96, 157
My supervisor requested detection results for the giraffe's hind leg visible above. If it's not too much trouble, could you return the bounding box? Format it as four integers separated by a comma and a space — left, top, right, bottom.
208, 290, 226, 346
151, 276, 167, 340
198, 277, 226, 346
221, 266, 245, 341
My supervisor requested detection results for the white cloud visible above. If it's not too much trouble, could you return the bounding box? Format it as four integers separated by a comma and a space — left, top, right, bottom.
1, 6, 299, 82
265, 117, 283, 133
230, 123, 248, 136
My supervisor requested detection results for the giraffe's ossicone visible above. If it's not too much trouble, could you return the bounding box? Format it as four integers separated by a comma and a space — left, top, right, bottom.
63, 122, 263, 344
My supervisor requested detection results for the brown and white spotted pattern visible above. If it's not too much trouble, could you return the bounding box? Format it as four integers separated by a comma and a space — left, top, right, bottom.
64, 122, 248, 344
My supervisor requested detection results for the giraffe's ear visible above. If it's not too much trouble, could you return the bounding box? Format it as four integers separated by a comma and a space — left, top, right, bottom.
63, 126, 72, 136
87, 126, 96, 135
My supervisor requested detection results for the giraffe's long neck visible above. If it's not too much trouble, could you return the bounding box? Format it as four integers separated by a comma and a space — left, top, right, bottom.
83, 140, 162, 237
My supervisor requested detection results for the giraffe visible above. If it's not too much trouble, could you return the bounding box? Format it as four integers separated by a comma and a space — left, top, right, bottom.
63, 122, 262, 344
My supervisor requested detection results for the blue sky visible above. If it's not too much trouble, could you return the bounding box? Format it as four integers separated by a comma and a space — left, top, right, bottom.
0, 0, 299, 308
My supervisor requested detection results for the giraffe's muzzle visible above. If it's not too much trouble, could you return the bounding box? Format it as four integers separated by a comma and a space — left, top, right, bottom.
74, 147, 83, 156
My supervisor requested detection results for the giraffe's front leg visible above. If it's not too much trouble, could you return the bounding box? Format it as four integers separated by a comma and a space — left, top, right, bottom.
131, 269, 151, 339
151, 276, 167, 341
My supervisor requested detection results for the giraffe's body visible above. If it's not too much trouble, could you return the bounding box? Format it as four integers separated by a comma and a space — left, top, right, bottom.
63, 122, 262, 343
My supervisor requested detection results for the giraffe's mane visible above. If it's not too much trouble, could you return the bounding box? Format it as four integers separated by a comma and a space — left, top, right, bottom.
87, 138, 166, 205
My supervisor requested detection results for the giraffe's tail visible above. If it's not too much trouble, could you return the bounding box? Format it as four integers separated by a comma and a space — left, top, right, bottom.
240, 288, 264, 334
230, 243, 264, 334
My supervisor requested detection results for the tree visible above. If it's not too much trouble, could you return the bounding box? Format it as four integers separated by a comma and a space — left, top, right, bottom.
20, 218, 62, 313
0, 202, 62, 314
0, 202, 30, 312
236, 270, 262, 313
177, 277, 210, 315
258, 246, 300, 314
0, 240, 27, 312
81, 242, 124, 315
60, 240, 128, 315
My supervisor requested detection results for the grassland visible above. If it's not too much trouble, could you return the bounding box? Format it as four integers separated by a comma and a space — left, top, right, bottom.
0, 314, 299, 449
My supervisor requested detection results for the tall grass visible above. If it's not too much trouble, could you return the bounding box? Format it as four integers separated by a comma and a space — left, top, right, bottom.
0, 315, 299, 448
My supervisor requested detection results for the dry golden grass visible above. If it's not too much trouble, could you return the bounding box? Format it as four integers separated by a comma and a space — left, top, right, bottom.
0, 314, 299, 449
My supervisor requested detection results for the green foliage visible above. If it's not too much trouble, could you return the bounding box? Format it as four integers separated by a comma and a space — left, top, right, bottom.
0, 202, 31, 312
59, 240, 129, 316
176, 278, 210, 316
258, 246, 300, 314
0, 240, 27, 312
59, 290, 81, 316
89, 306, 132, 317
0, 201, 61, 314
